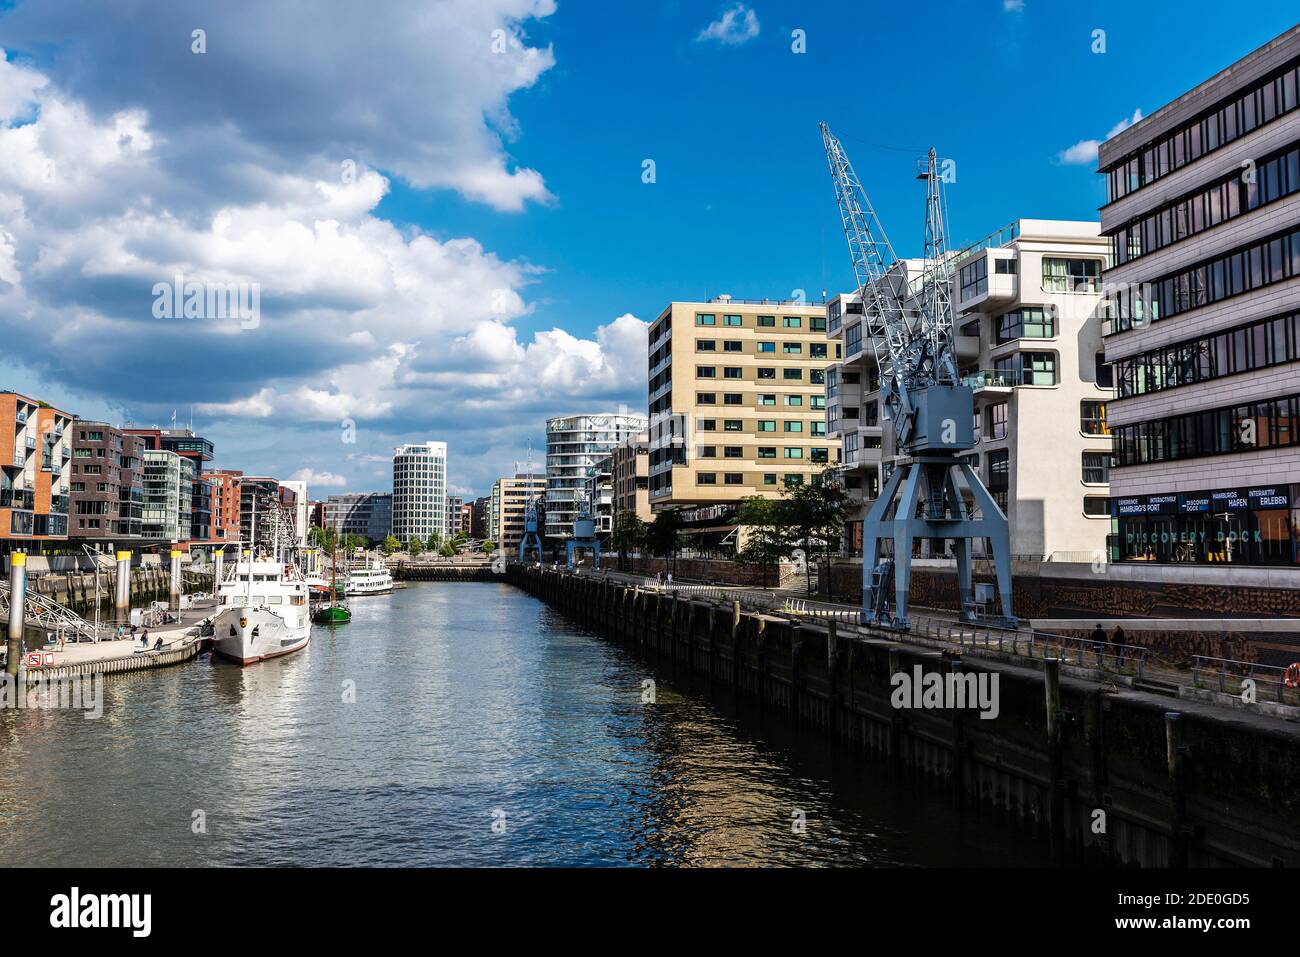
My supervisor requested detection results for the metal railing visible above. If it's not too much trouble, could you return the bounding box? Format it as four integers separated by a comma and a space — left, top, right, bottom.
1191, 655, 1300, 706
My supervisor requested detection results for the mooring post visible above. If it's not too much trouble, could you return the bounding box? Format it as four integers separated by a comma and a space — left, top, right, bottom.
214, 549, 225, 594
1045, 657, 1065, 863
114, 549, 132, 621
6, 551, 27, 676
168, 548, 183, 612
1166, 712, 1189, 867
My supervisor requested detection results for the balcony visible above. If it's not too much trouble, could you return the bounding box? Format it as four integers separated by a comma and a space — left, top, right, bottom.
24, 435, 36, 450
0, 488, 34, 510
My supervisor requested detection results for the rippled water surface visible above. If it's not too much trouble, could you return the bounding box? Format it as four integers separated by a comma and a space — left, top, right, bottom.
0, 582, 1046, 867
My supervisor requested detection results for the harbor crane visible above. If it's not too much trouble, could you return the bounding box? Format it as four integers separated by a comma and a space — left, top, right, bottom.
819, 123, 1016, 630
519, 496, 544, 562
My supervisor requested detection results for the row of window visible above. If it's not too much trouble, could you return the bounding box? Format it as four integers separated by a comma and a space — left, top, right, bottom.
1113, 309, 1300, 399
695, 417, 829, 436
697, 389, 821, 406
1108, 226, 1300, 333
1112, 485, 1297, 566
698, 446, 829, 460
1113, 393, 1300, 466
1104, 57, 1300, 202
697, 365, 827, 379
1108, 140, 1300, 266
696, 340, 832, 358
696, 472, 815, 487
695, 314, 826, 330
995, 307, 1056, 344
958, 256, 1098, 301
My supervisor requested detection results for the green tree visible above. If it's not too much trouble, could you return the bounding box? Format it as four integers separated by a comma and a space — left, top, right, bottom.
611, 512, 647, 572
734, 496, 791, 589
408, 535, 424, 556
646, 510, 683, 577
382, 535, 401, 556
780, 470, 849, 597
482, 539, 496, 553
439, 540, 457, 558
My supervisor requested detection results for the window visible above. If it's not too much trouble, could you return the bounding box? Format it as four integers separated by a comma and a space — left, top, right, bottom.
1082, 452, 1110, 484
758, 341, 776, 353
699, 446, 717, 457
724, 446, 743, 458
987, 403, 1007, 440
757, 420, 776, 431
1081, 401, 1109, 435
783, 316, 801, 328
810, 369, 825, 384
784, 474, 804, 487
724, 314, 742, 326
697, 392, 717, 404
757, 367, 776, 379
696, 366, 716, 378
1095, 353, 1114, 388
783, 368, 803, 380
1043, 257, 1102, 292
724, 473, 743, 485
811, 422, 826, 437
784, 421, 803, 432
810, 316, 827, 332
724, 340, 742, 352
784, 395, 803, 406
811, 447, 829, 463
959, 257, 987, 299
994, 351, 1056, 386
785, 447, 804, 459
696, 340, 716, 351
994, 258, 1017, 274
758, 394, 776, 406
757, 315, 775, 327
724, 393, 743, 405
724, 367, 742, 379
781, 343, 801, 355
1083, 497, 1110, 517
758, 446, 776, 458
696, 314, 716, 326
699, 418, 716, 431
810, 343, 828, 358
995, 307, 1055, 343
697, 472, 717, 484
845, 322, 862, 356
724, 419, 742, 431
810, 396, 825, 409
763, 473, 777, 485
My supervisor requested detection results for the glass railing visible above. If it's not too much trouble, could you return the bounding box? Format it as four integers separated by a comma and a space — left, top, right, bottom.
960, 368, 1055, 389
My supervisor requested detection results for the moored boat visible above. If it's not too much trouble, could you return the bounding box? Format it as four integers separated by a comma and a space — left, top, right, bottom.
345, 555, 394, 595
213, 558, 312, 665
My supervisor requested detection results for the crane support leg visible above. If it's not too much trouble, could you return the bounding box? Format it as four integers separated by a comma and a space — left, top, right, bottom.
958, 462, 1016, 627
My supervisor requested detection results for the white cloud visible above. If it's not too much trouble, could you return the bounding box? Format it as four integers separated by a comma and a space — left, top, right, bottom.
1003, 0, 1025, 12
288, 468, 348, 488
696, 4, 760, 46
0, 3, 645, 497
1057, 109, 1144, 166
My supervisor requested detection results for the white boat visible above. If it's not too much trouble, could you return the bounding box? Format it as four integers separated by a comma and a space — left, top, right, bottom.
213, 558, 312, 665
345, 556, 394, 596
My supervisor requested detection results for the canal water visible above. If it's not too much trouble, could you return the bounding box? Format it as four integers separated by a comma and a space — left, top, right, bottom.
0, 582, 1047, 867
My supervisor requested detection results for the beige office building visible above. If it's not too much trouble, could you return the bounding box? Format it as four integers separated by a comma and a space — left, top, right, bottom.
490, 473, 546, 553
828, 220, 1114, 561
647, 298, 839, 513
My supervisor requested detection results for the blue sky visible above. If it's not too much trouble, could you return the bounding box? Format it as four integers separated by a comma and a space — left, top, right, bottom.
0, 1, 1296, 499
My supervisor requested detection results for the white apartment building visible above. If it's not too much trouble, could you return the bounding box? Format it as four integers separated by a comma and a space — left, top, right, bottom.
828, 220, 1114, 561
1099, 26, 1300, 569
278, 479, 310, 546
545, 413, 647, 539
392, 441, 447, 544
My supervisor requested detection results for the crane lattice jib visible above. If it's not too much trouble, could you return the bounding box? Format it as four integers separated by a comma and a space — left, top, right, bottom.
819, 123, 911, 385
918, 148, 957, 383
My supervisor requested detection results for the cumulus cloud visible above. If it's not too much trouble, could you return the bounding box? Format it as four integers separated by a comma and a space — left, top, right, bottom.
1003, 0, 1025, 12
0, 3, 648, 496
696, 3, 760, 46
288, 468, 348, 488
1058, 109, 1144, 166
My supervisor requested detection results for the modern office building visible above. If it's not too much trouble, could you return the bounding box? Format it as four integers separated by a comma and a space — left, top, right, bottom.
141, 449, 194, 542
470, 496, 491, 539
446, 495, 464, 537
0, 391, 74, 554
491, 473, 546, 552
827, 221, 1114, 560
545, 413, 647, 539
607, 431, 652, 530
1098, 25, 1300, 566
69, 421, 145, 543
646, 298, 836, 520
127, 427, 215, 541
322, 492, 393, 543
278, 479, 310, 546
392, 441, 447, 544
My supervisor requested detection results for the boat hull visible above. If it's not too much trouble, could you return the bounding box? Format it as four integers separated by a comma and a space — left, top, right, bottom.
213, 607, 311, 665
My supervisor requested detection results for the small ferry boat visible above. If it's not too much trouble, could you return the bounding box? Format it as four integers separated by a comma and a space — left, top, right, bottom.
345, 556, 394, 596
213, 557, 312, 665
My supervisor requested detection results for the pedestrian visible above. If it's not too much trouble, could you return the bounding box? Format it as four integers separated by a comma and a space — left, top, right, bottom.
666, 572, 673, 588
1112, 624, 1127, 669
140, 628, 149, 648
153, 636, 163, 652
1089, 622, 1105, 645
116, 624, 124, 640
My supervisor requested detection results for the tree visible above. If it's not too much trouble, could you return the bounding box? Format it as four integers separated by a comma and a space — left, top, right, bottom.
482, 538, 496, 553
439, 540, 456, 558
780, 470, 849, 597
734, 496, 792, 589
408, 535, 424, 556
382, 535, 401, 556
611, 512, 647, 572
646, 510, 682, 576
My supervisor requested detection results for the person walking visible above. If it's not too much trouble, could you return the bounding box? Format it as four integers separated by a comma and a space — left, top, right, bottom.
1112, 624, 1127, 669
140, 628, 149, 649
